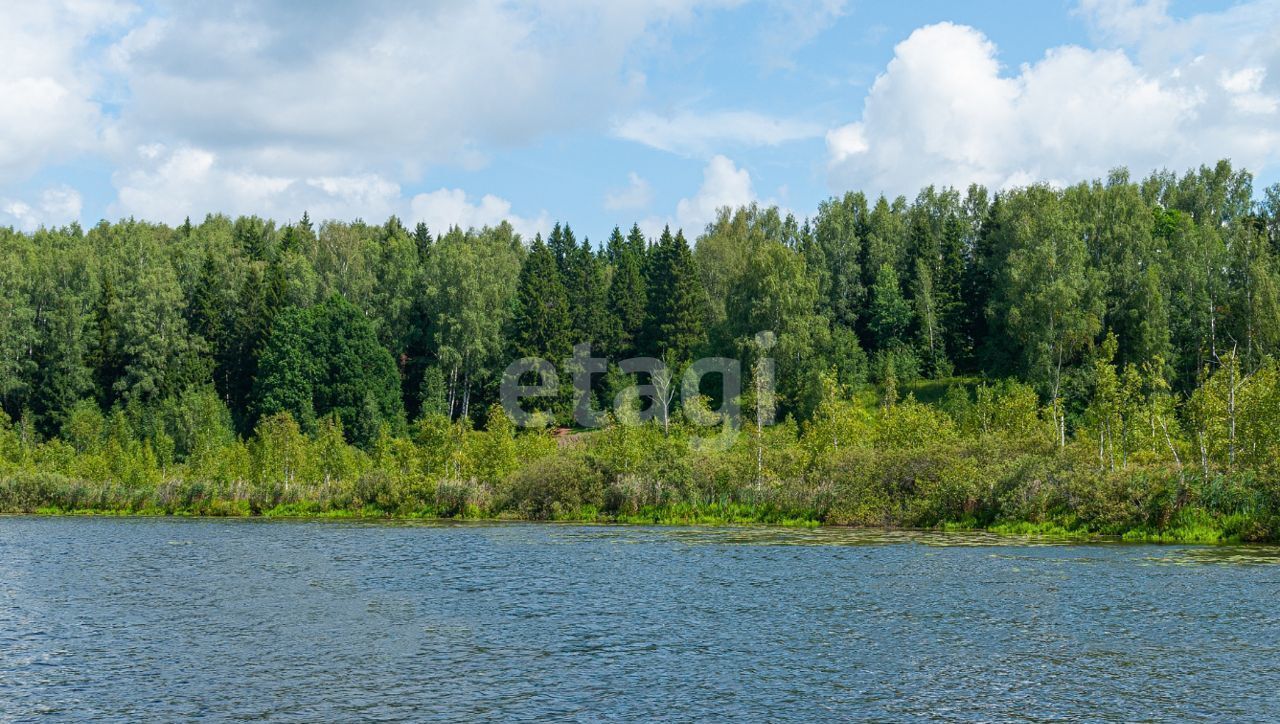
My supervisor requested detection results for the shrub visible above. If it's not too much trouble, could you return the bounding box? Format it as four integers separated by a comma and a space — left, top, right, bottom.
434, 478, 490, 517
502, 455, 603, 520
0, 471, 77, 512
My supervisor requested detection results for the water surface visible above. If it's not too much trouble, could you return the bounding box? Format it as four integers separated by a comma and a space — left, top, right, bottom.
2, 518, 1278, 721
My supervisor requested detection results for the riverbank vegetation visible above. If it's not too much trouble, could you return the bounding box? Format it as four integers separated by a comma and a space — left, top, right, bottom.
3, 161, 1280, 541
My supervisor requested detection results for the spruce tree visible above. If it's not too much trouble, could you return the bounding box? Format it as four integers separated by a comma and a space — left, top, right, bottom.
187, 251, 235, 400
413, 223, 433, 263
604, 228, 648, 358
547, 222, 576, 274
869, 263, 911, 350
643, 227, 705, 363
254, 296, 404, 446
564, 237, 609, 347
512, 236, 572, 361
88, 274, 123, 408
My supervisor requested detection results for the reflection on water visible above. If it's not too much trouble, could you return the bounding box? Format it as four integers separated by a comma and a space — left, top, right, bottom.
2, 517, 1279, 721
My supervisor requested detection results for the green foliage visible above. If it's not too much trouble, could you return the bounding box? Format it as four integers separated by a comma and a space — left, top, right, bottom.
503, 453, 604, 520
643, 227, 705, 363
603, 225, 648, 357
868, 263, 911, 350
3, 162, 1280, 540
254, 296, 404, 446
512, 235, 572, 361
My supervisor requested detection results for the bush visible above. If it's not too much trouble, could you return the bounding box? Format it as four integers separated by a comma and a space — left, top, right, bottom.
820, 447, 894, 526
502, 455, 603, 520
603, 474, 670, 515
434, 478, 490, 517
0, 471, 79, 512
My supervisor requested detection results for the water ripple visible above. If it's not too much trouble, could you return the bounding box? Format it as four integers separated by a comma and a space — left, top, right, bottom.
1, 517, 1277, 721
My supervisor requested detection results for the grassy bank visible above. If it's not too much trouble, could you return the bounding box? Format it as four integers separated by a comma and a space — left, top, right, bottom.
4, 466, 1275, 543
8, 503, 1268, 544
5, 370, 1280, 544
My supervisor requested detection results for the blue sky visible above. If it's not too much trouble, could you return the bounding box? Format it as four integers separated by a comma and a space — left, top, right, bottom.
1, 0, 1278, 241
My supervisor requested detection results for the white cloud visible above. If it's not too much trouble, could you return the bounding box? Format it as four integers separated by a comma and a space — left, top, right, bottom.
0, 1, 132, 177
615, 110, 822, 156
1221, 67, 1266, 95
0, 1, 739, 226
110, 144, 547, 236
103, 2, 729, 179
1219, 67, 1278, 114
675, 155, 756, 232
604, 172, 654, 211
409, 188, 550, 239
114, 145, 300, 222
1, 186, 83, 231
634, 155, 789, 239
1076, 0, 1172, 45
825, 123, 868, 165
827, 6, 1280, 195
827, 22, 1204, 194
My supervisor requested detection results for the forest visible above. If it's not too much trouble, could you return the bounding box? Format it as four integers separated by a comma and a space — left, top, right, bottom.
3, 160, 1280, 541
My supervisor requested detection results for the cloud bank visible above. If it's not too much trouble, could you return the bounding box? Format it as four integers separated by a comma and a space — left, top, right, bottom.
826, 2, 1280, 195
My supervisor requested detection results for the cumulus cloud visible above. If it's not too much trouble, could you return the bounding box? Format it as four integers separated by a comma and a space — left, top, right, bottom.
111, 145, 403, 223
616, 110, 822, 156
634, 155, 785, 239
2, 1, 740, 226
104, 2, 729, 178
674, 155, 756, 233
409, 188, 550, 239
604, 172, 654, 211
110, 144, 548, 236
827, 4, 1280, 195
0, 186, 83, 231
0, 1, 132, 177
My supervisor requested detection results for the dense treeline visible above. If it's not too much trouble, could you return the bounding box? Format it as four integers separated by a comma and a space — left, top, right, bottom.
3, 160, 1280, 540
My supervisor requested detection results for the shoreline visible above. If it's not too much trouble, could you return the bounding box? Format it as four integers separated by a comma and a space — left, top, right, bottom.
2, 506, 1264, 545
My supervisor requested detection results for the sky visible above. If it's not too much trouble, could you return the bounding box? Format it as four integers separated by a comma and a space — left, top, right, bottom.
2, 0, 1279, 242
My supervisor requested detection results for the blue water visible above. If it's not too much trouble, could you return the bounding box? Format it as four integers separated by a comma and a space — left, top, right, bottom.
1, 518, 1278, 721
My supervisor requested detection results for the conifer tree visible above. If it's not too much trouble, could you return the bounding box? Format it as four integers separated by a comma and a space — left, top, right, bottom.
188, 251, 236, 400
547, 222, 576, 273
604, 227, 648, 358
868, 263, 911, 350
254, 295, 404, 446
88, 274, 123, 408
512, 235, 572, 361
564, 236, 609, 347
643, 227, 705, 363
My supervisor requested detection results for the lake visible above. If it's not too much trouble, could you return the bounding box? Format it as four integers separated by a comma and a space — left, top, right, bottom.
1, 518, 1278, 721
